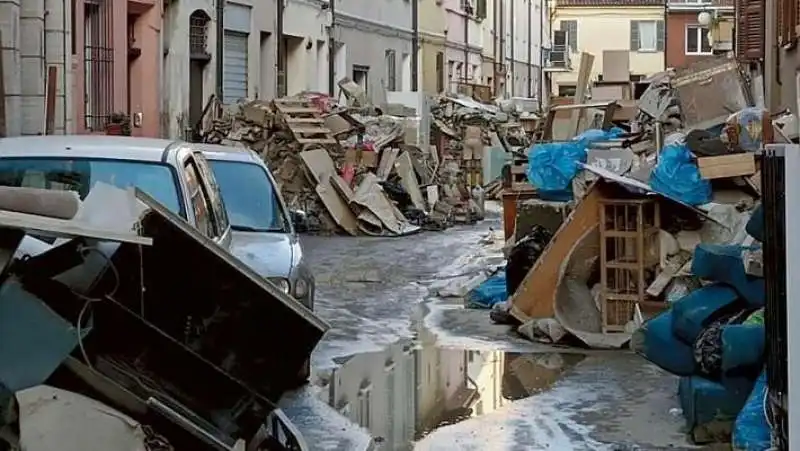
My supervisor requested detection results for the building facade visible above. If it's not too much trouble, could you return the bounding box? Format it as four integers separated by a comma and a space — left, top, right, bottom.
548, 0, 666, 95
665, 0, 734, 69
419, 0, 447, 94
504, 0, 546, 100
333, 0, 414, 103
443, 0, 485, 92
282, 0, 331, 96
163, 0, 276, 139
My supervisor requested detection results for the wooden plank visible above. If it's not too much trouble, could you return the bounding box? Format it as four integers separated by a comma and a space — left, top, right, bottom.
286, 118, 325, 124
289, 125, 332, 135
697, 153, 756, 179
568, 52, 595, 138
510, 164, 528, 175
510, 182, 603, 321
296, 137, 337, 144
277, 107, 319, 114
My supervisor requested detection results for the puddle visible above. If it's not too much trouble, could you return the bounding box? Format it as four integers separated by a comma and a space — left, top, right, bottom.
314, 340, 586, 449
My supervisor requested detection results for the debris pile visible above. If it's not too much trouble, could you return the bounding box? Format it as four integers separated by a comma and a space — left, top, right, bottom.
201, 89, 517, 236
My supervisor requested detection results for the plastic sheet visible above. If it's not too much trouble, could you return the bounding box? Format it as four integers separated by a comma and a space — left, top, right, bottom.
732, 370, 771, 451
722, 107, 768, 152
649, 143, 712, 206
526, 128, 623, 199
465, 269, 507, 309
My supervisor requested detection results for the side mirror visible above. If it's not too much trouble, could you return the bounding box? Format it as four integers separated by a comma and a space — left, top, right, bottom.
289, 210, 308, 232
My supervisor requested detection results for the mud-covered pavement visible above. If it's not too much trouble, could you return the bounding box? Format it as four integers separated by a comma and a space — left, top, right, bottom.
279, 209, 700, 451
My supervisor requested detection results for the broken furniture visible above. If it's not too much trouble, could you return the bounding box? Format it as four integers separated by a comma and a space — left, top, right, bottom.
599, 198, 661, 333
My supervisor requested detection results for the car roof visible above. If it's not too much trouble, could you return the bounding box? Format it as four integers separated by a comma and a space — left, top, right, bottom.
196, 143, 263, 165
0, 135, 182, 162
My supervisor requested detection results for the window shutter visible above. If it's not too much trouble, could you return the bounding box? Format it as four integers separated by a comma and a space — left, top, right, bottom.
735, 0, 764, 60
630, 21, 640, 51
656, 20, 665, 51
560, 20, 578, 52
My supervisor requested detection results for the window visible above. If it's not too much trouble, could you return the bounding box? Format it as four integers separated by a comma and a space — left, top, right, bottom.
686, 25, 712, 54
476, 0, 487, 19
630, 20, 665, 52
184, 160, 217, 238
560, 20, 578, 52
435, 52, 445, 93
84, 0, 114, 131
385, 49, 397, 91
208, 160, 287, 233
0, 158, 182, 215
353, 65, 369, 94
558, 84, 576, 97
189, 10, 211, 56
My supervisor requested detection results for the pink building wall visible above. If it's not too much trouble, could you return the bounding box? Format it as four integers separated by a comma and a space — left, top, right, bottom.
72, 0, 161, 137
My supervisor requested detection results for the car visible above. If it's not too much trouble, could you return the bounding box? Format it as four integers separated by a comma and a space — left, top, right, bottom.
197, 143, 315, 312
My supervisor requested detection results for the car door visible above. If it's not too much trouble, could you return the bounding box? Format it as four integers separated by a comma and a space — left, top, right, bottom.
193, 151, 232, 249
180, 153, 229, 247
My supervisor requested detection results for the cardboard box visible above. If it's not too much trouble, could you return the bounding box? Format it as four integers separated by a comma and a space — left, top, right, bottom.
697, 153, 756, 180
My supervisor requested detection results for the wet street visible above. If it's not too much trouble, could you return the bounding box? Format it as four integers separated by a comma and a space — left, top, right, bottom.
279, 209, 700, 451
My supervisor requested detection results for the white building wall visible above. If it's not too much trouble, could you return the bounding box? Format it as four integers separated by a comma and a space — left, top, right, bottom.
283, 0, 331, 95
504, 0, 545, 99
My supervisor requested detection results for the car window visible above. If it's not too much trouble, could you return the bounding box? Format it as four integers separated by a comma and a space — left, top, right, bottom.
193, 153, 229, 233
183, 158, 218, 239
0, 157, 182, 214
208, 160, 288, 233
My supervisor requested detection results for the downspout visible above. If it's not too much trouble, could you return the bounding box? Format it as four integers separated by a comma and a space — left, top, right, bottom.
328, 0, 335, 96
464, 9, 469, 84
663, 2, 668, 70
493, 0, 499, 94
510, 0, 514, 96
527, 0, 532, 97
412, 0, 419, 91
499, 0, 504, 94
277, 0, 285, 96
215, 0, 224, 98
539, 0, 544, 106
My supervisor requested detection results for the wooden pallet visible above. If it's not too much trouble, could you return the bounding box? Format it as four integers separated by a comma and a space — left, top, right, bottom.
272, 98, 337, 145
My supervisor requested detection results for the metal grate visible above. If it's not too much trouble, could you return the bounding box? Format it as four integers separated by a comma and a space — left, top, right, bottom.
189, 10, 210, 56
763, 148, 788, 450
83, 0, 114, 132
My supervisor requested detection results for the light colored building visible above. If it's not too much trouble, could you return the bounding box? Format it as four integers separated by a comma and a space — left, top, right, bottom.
419, 0, 448, 94
163, 0, 276, 139
1, 0, 74, 136
333, 0, 414, 103
665, 0, 734, 70
504, 0, 547, 100
547, 0, 665, 96
444, 0, 485, 92
281, 0, 332, 96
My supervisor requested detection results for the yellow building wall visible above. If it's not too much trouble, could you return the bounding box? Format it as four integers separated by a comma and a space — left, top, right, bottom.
419, 0, 447, 95
550, 6, 665, 93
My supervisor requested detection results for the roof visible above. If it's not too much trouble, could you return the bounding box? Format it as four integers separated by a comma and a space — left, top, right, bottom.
0, 135, 179, 162
197, 143, 263, 165
557, 0, 664, 6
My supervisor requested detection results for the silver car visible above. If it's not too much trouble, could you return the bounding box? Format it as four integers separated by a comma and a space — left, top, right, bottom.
198, 144, 315, 311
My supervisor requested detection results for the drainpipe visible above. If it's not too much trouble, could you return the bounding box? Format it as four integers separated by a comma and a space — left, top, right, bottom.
328, 0, 336, 96
527, 0, 532, 97
499, 0, 505, 95
277, 0, 285, 96
539, 0, 544, 106
464, 9, 468, 84
411, 0, 419, 91
493, 0, 499, 94
215, 0, 224, 98
510, 0, 514, 96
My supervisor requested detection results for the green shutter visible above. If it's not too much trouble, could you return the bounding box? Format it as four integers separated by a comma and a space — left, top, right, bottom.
656, 20, 665, 51
630, 21, 640, 51
560, 20, 578, 52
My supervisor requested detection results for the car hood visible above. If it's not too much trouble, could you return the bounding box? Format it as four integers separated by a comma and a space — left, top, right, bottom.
229, 230, 294, 279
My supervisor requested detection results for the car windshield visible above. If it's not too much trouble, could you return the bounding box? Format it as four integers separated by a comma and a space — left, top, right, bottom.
208, 160, 287, 233
0, 157, 182, 214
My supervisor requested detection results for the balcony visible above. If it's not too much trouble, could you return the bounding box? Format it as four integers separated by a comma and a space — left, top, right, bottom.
543, 44, 572, 72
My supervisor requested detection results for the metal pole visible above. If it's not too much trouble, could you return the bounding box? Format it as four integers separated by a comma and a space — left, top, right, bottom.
510, 0, 515, 96
765, 0, 778, 113
277, 0, 285, 96
539, 0, 544, 106
527, 0, 532, 97
215, 0, 224, 98
464, 9, 469, 85
328, 0, 336, 96
411, 0, 419, 91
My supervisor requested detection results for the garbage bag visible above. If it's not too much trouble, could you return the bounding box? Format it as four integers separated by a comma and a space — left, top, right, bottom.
732, 370, 771, 451
465, 269, 507, 309
527, 128, 624, 199
649, 143, 712, 206
722, 107, 768, 153
506, 226, 553, 296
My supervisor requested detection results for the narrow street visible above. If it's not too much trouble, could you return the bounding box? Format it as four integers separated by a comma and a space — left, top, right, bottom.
278, 209, 702, 451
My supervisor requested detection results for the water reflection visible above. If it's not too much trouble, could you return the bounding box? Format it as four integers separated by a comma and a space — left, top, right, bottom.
319, 341, 586, 450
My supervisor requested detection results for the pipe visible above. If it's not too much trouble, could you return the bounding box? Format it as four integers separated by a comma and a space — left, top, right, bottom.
327, 0, 335, 96
510, 0, 514, 96
411, 0, 418, 91
499, 0, 504, 95
464, 8, 468, 84
539, 0, 544, 106
215, 0, 224, 98
527, 0, 532, 97
277, 0, 285, 96
493, 0, 499, 94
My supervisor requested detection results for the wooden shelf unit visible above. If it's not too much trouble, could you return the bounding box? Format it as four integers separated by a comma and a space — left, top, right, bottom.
599, 198, 661, 333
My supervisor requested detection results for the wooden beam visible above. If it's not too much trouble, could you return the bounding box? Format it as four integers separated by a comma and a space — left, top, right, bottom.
567, 52, 595, 138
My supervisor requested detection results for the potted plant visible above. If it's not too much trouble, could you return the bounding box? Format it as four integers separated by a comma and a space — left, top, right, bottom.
105, 112, 132, 136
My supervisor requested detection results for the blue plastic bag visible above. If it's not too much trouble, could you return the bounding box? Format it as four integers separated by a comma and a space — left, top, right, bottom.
465, 269, 507, 309
732, 370, 771, 451
649, 143, 712, 206
526, 128, 624, 199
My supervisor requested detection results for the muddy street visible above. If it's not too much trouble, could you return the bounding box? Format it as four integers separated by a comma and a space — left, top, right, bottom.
275, 210, 701, 451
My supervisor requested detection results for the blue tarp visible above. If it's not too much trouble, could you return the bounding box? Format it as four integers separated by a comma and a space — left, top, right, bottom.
526, 128, 624, 200
649, 143, 712, 206
732, 370, 771, 451
465, 269, 507, 309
